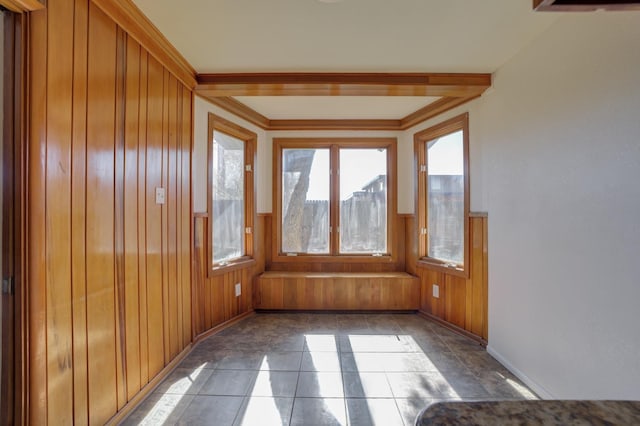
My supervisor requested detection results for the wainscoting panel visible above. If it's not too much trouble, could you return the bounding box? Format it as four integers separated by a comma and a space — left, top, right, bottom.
409, 214, 488, 341
192, 215, 264, 338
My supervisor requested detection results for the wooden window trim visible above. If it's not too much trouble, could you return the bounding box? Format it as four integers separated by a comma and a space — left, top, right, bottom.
272, 137, 398, 264
414, 113, 470, 278
207, 113, 256, 277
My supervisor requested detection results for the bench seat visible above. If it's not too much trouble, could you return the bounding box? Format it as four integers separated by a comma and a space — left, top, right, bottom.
255, 271, 420, 311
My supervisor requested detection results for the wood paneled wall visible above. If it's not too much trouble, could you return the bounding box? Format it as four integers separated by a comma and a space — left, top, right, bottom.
255, 272, 420, 310
27, 1, 192, 424
192, 215, 265, 337
407, 214, 488, 341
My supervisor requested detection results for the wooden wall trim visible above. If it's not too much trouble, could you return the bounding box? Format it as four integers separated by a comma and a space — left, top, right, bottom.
193, 310, 255, 343
206, 96, 270, 129
417, 311, 486, 346
469, 211, 488, 218
2, 10, 28, 425
0, 0, 43, 12
104, 344, 192, 426
533, 0, 640, 11
199, 93, 481, 131
90, 0, 196, 88
196, 73, 492, 97
268, 119, 401, 131
399, 96, 478, 130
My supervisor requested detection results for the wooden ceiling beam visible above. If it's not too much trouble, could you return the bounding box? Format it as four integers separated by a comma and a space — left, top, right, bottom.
196, 73, 491, 97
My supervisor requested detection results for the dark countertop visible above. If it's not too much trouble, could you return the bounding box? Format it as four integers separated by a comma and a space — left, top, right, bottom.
416, 400, 640, 425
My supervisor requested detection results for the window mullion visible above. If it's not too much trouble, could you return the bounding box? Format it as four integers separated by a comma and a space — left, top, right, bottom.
330, 145, 340, 256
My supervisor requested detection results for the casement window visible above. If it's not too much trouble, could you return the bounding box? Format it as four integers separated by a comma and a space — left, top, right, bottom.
274, 138, 396, 261
208, 114, 256, 271
415, 113, 470, 277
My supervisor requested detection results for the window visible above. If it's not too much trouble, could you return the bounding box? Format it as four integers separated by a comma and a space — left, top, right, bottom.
415, 113, 469, 277
274, 138, 396, 261
208, 114, 255, 271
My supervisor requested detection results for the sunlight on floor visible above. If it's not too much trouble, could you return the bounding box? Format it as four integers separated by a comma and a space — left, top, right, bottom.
123, 314, 539, 425
139, 366, 204, 425
506, 377, 538, 399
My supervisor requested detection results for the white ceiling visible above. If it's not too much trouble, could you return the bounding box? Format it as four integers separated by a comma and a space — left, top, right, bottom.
235, 96, 440, 120
132, 0, 558, 120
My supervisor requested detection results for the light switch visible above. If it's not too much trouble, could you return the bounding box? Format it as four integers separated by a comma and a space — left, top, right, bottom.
235, 283, 241, 297
156, 187, 165, 204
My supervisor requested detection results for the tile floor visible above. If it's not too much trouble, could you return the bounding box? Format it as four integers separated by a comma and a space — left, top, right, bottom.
122, 313, 537, 426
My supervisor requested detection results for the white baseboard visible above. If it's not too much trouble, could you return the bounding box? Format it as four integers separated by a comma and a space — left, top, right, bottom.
486, 345, 555, 400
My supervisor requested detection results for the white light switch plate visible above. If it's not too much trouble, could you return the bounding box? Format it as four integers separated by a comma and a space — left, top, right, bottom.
155, 187, 165, 204
432, 284, 440, 298
235, 283, 241, 297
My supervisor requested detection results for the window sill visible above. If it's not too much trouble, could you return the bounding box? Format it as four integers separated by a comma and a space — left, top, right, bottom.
209, 257, 256, 277
417, 258, 468, 279
273, 254, 395, 264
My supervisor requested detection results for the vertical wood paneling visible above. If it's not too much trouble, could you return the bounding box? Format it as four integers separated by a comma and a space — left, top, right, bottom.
28, 4, 48, 424
181, 90, 192, 345
137, 49, 150, 388
482, 217, 489, 340
28, 1, 194, 422
419, 269, 444, 317
45, 0, 74, 423
124, 35, 141, 401
114, 26, 128, 412
71, 0, 89, 422
161, 69, 170, 365
145, 55, 165, 378
445, 275, 467, 328
86, 3, 118, 423
167, 75, 179, 359
85, 4, 117, 423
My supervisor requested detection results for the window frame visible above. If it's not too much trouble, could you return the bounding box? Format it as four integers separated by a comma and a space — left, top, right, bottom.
273, 138, 397, 264
207, 113, 256, 276
414, 113, 470, 278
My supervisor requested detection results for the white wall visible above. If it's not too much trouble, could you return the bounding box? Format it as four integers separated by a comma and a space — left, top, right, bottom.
405, 13, 640, 399
193, 96, 412, 213
193, 95, 269, 213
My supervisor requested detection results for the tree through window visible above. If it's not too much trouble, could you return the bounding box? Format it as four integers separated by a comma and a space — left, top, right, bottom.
274, 139, 396, 259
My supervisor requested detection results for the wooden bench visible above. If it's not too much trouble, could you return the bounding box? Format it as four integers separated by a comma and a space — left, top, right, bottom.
255, 271, 420, 311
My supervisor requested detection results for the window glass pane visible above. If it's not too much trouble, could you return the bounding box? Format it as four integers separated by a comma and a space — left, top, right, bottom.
282, 148, 330, 253
427, 130, 464, 264
339, 148, 387, 254
212, 131, 244, 263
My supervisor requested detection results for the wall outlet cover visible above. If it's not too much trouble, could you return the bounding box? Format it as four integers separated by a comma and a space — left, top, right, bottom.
432, 284, 440, 298
235, 283, 241, 297
155, 187, 165, 204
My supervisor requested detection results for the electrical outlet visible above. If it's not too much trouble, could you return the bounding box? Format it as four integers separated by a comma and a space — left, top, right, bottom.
155, 187, 165, 204
235, 283, 241, 297
432, 284, 440, 298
